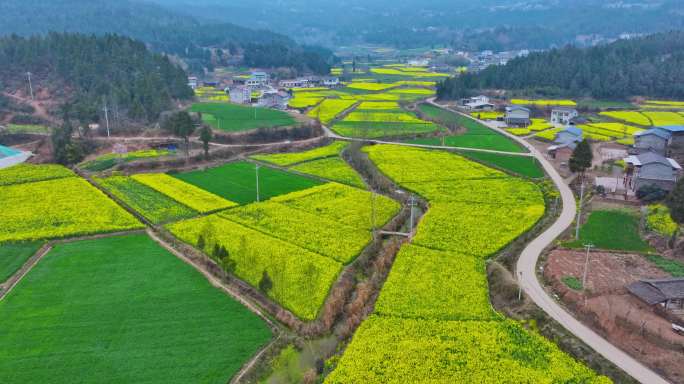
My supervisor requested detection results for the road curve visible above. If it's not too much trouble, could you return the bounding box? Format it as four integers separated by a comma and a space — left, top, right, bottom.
423, 100, 669, 384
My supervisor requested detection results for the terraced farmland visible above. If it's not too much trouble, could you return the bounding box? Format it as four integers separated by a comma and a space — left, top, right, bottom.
0, 234, 272, 384
167, 183, 400, 320
325, 145, 609, 384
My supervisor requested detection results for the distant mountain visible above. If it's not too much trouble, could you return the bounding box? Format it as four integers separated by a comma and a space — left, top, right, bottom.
0, 0, 334, 75
147, 0, 684, 51
436, 31, 684, 100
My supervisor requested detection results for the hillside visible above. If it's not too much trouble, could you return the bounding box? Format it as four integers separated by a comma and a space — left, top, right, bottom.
149, 0, 684, 50
437, 31, 684, 100
0, 33, 193, 124
0, 0, 333, 75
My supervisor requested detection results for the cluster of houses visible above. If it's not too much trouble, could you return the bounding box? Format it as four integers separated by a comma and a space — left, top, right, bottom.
546, 121, 684, 193
189, 71, 342, 110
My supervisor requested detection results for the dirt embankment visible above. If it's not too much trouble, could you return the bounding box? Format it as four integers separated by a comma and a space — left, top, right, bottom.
545, 249, 684, 383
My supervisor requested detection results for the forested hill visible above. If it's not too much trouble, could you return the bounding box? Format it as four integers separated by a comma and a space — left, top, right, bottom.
437, 31, 684, 101
0, 0, 333, 75
0, 33, 193, 123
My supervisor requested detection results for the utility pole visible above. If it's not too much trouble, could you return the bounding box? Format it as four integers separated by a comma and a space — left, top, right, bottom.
255, 164, 261, 202
26, 72, 34, 101
518, 271, 523, 301
582, 243, 595, 293
103, 98, 111, 138
575, 179, 585, 240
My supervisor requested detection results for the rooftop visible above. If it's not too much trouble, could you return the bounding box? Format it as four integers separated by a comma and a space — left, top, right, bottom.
635, 128, 671, 140
506, 106, 530, 113
658, 125, 684, 133
561, 126, 583, 137
624, 151, 682, 170
627, 278, 684, 305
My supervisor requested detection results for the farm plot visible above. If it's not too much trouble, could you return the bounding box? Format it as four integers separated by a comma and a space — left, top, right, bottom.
566, 210, 653, 253
600, 111, 652, 126
0, 163, 74, 186
0, 176, 142, 243
168, 183, 399, 320
325, 145, 607, 383
641, 111, 684, 126
0, 234, 272, 384
410, 104, 524, 153
95, 176, 196, 224
81, 149, 173, 172
132, 173, 236, 213
0, 241, 43, 282
270, 183, 399, 230
190, 102, 295, 132
326, 316, 609, 384
290, 157, 365, 188
374, 245, 495, 321
306, 99, 357, 124
332, 104, 439, 138
460, 151, 545, 178
252, 141, 349, 166
252, 141, 364, 187
172, 161, 322, 205
219, 201, 371, 264
346, 82, 398, 91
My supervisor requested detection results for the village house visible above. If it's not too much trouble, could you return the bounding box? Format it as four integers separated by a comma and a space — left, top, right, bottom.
627, 278, 684, 316
322, 77, 340, 88
257, 90, 290, 110
279, 79, 306, 88
634, 128, 671, 155
187, 76, 198, 90
504, 106, 531, 127
624, 151, 682, 192
229, 86, 251, 105
547, 126, 583, 160
550, 107, 578, 126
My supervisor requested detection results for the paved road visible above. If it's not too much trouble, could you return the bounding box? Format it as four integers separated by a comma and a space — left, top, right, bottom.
425, 101, 669, 384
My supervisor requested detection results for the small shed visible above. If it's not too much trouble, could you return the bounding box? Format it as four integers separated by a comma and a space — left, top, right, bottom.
627, 278, 684, 315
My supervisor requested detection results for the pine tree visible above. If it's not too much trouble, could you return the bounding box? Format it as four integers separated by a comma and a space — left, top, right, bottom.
258, 271, 273, 293
569, 139, 592, 175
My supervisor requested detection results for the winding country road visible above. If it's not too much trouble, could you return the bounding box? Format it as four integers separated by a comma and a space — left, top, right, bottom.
423, 101, 670, 384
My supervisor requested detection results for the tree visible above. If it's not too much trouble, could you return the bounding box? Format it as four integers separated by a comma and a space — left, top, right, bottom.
258, 271, 273, 293
666, 178, 684, 225
196, 234, 206, 251
52, 108, 75, 165
569, 139, 592, 175
163, 111, 195, 156
199, 125, 213, 159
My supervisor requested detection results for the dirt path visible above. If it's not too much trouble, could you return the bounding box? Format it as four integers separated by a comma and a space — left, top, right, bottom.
2, 91, 57, 125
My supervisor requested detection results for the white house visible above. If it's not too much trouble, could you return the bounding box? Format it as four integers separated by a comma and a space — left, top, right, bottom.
187, 76, 198, 90
322, 77, 340, 88
280, 79, 305, 88
229, 86, 251, 105
550, 107, 578, 126
257, 90, 290, 110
